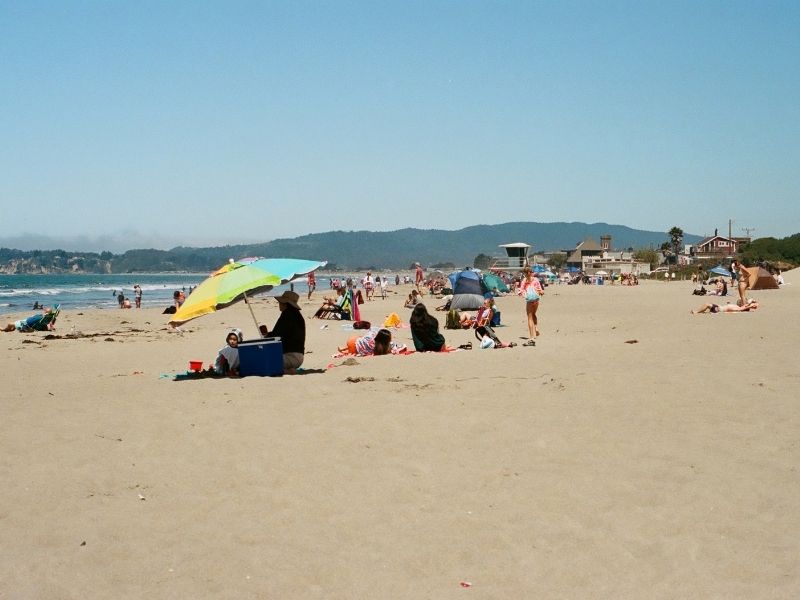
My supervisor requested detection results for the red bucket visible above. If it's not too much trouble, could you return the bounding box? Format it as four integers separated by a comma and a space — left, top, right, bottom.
189, 361, 203, 372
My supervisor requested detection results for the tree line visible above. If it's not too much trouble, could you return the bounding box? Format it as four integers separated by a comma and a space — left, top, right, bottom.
2, 227, 797, 274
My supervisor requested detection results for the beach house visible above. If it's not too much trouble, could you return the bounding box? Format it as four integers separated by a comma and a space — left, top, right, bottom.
691, 232, 748, 261
566, 235, 650, 276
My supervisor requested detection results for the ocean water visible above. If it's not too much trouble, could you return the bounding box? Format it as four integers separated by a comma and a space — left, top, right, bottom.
0, 273, 321, 316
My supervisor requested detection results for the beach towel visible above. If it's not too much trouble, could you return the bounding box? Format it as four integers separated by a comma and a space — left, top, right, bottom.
343, 289, 361, 323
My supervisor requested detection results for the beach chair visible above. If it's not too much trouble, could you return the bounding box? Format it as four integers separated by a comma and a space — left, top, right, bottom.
18, 304, 60, 332
472, 304, 503, 347
313, 292, 352, 320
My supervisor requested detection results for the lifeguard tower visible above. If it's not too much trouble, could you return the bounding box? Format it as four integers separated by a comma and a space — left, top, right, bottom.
490, 243, 531, 272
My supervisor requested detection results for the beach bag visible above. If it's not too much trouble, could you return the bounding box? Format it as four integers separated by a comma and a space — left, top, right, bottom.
475, 325, 502, 348
445, 309, 461, 330
353, 320, 371, 330
524, 286, 540, 302
383, 313, 401, 328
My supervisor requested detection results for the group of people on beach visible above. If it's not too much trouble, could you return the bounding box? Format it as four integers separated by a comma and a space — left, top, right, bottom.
205, 261, 547, 374
198, 255, 773, 378
333, 264, 545, 355
690, 259, 758, 314
326, 273, 392, 299
321, 265, 433, 303
211, 290, 307, 376
112, 285, 143, 309
691, 260, 764, 315
4, 258, 771, 378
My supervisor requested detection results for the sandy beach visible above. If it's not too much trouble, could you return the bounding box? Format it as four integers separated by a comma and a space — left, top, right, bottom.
1, 271, 798, 599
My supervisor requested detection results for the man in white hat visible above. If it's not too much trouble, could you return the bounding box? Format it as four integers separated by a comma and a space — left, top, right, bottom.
266, 290, 305, 372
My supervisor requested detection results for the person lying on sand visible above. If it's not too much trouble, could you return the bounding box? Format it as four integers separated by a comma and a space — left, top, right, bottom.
691, 300, 759, 314
338, 328, 407, 356
2, 306, 58, 332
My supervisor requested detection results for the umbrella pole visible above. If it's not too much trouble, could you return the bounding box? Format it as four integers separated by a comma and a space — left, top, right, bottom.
243, 292, 261, 335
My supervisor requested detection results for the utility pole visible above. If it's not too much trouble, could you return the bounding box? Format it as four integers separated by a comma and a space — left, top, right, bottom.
741, 227, 756, 238
728, 219, 735, 259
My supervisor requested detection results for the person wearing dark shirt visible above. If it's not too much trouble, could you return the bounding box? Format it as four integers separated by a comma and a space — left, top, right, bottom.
409, 303, 446, 352
267, 290, 306, 372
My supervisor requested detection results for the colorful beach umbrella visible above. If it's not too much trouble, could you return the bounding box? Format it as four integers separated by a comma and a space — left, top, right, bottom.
168, 257, 326, 328
709, 265, 732, 277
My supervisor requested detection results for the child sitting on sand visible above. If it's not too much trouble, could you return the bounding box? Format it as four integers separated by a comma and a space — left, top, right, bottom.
213, 328, 243, 375
404, 290, 421, 309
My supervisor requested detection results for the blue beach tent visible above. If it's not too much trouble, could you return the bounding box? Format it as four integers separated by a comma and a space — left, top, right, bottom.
448, 269, 489, 310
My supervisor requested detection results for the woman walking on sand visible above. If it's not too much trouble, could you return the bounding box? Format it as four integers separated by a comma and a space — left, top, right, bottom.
519, 266, 543, 346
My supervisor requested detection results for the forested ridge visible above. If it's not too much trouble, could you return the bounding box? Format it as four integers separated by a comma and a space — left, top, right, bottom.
18, 222, 800, 274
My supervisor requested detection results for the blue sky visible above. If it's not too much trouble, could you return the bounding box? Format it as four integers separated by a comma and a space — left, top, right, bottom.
1, 1, 798, 251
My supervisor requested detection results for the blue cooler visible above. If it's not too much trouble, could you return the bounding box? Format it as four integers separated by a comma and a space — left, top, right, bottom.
238, 337, 283, 377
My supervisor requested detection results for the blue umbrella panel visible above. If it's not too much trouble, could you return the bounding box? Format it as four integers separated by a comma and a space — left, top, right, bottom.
709, 266, 732, 277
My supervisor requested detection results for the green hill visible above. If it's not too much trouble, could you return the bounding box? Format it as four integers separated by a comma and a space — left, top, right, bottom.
2, 222, 704, 273
116, 221, 701, 271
